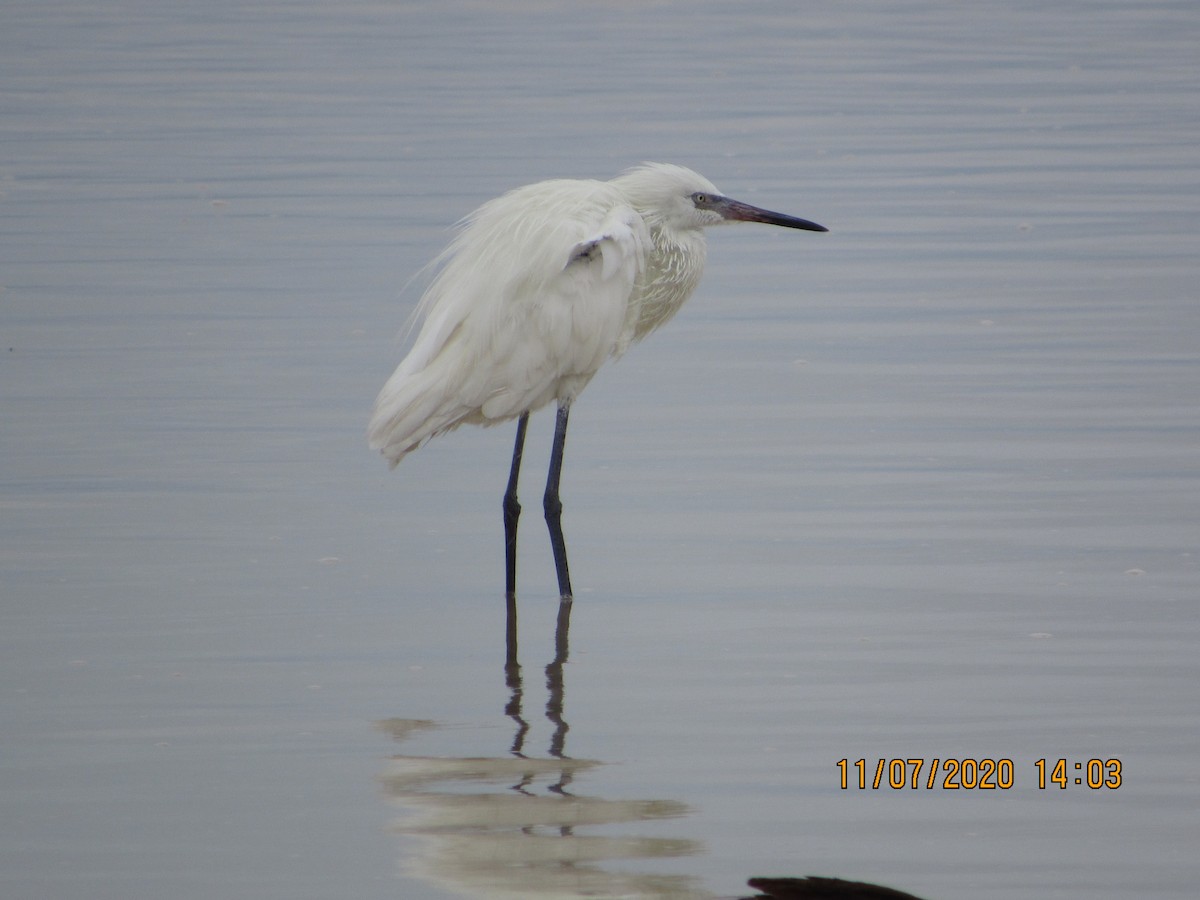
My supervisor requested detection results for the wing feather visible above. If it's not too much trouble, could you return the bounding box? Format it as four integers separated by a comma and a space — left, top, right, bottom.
368, 181, 648, 466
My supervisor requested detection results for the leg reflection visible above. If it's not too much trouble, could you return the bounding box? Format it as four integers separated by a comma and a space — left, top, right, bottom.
381, 597, 703, 899
545, 599, 573, 793
504, 592, 529, 758
503, 590, 573, 777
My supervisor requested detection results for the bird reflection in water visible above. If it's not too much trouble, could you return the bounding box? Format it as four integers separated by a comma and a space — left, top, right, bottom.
505, 591, 572, 767
378, 596, 705, 899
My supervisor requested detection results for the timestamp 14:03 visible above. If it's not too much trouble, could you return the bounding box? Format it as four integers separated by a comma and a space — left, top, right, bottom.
835, 758, 1123, 790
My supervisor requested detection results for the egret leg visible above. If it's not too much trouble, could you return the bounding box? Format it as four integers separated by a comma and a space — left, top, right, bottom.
544, 402, 574, 601
503, 412, 530, 600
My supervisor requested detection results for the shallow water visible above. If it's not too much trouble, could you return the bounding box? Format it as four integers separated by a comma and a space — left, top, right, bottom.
2, 1, 1198, 898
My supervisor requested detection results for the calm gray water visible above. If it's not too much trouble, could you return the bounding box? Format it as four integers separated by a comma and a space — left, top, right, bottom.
2, 2, 1197, 899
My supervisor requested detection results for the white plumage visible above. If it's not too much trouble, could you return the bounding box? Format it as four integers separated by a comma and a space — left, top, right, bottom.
368, 162, 826, 599
369, 176, 646, 464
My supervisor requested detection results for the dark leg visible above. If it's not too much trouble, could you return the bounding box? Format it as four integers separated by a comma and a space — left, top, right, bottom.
503, 412, 530, 600
543, 402, 573, 600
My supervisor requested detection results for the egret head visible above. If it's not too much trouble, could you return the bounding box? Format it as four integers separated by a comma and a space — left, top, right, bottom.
613, 162, 827, 235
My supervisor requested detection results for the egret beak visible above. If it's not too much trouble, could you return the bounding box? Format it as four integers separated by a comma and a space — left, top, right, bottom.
715, 196, 828, 232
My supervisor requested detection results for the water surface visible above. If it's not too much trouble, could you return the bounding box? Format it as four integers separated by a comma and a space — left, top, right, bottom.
2, 2, 1197, 898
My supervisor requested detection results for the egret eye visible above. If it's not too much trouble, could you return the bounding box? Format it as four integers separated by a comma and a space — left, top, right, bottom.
691, 192, 709, 206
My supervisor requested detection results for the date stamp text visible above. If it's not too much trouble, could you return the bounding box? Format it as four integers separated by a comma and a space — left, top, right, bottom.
835, 758, 1122, 790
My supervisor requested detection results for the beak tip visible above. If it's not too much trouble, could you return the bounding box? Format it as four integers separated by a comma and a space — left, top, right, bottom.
718, 197, 827, 232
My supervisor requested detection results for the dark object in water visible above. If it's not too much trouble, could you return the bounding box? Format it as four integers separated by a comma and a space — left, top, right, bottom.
742, 875, 929, 900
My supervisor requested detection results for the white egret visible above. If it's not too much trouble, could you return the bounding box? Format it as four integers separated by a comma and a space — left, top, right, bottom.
369, 162, 827, 600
